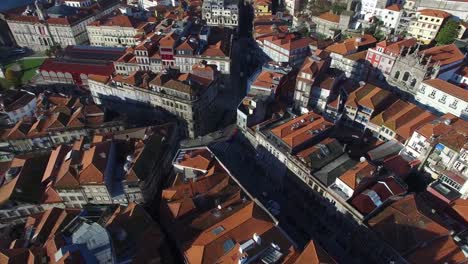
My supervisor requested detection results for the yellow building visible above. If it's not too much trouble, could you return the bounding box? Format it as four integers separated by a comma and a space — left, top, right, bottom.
254, 0, 271, 16
408, 9, 451, 44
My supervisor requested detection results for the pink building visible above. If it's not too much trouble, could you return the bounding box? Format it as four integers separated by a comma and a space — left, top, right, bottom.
366, 38, 417, 78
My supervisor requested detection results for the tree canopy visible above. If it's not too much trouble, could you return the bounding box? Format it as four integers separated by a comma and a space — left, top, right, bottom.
435, 19, 460, 45
4, 67, 22, 88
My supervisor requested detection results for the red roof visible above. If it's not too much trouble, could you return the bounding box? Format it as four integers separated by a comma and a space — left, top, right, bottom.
39, 59, 114, 76
385, 4, 401, 12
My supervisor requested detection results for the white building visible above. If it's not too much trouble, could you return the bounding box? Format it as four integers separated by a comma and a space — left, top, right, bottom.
259, 34, 311, 67
416, 79, 468, 118
5, 0, 119, 52
202, 0, 239, 27
407, 9, 451, 44
360, 0, 400, 21
86, 15, 153, 47
374, 4, 402, 31
285, 0, 302, 15
64, 0, 92, 8
139, 0, 173, 10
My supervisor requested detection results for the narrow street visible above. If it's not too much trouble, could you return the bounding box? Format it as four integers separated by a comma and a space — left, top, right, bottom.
209, 134, 359, 263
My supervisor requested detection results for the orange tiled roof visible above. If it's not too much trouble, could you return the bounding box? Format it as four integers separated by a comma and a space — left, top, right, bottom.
177, 149, 214, 171
420, 44, 464, 67
418, 9, 451, 18
385, 4, 401, 12
252, 71, 285, 89
293, 240, 337, 264
339, 161, 375, 190
317, 11, 340, 23
270, 112, 333, 148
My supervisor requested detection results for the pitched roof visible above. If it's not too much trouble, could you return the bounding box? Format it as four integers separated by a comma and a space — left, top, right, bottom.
89, 15, 148, 29
367, 194, 466, 264
326, 35, 376, 55
293, 240, 337, 264
176, 148, 214, 171
317, 11, 340, 23
385, 4, 401, 11
252, 71, 285, 90
420, 44, 465, 67
418, 9, 451, 18
370, 100, 436, 141
345, 84, 394, 110
270, 112, 333, 148
338, 161, 375, 190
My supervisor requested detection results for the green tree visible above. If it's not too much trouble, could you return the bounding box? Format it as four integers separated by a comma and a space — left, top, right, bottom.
5, 68, 22, 88
331, 3, 346, 15
435, 19, 460, 45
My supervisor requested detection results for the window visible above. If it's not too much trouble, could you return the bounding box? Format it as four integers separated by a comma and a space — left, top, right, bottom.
212, 226, 225, 235
429, 90, 436, 98
419, 85, 426, 93
394, 71, 400, 79
439, 95, 447, 104
448, 99, 458, 109
402, 72, 410, 82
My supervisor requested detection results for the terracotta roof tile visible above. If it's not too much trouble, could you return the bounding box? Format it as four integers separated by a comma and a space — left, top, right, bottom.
339, 161, 375, 190
420, 44, 464, 67
270, 112, 333, 148
418, 9, 451, 18
367, 194, 461, 260
385, 4, 401, 12
317, 11, 340, 23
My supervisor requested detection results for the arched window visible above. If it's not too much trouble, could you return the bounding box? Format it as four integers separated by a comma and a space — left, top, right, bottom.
410, 78, 417, 87
394, 71, 400, 79
403, 72, 410, 82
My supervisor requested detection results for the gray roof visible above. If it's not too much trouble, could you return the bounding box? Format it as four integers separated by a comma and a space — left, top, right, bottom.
47, 4, 77, 18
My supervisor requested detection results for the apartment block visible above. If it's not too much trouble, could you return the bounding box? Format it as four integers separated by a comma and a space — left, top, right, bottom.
407, 9, 451, 44
89, 64, 219, 138
416, 79, 468, 118
257, 33, 312, 67
202, 0, 239, 27
0, 93, 125, 154
5, 0, 120, 51
87, 15, 154, 47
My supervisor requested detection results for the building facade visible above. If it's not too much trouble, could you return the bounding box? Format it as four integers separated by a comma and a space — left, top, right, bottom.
407, 9, 451, 44
89, 65, 219, 138
416, 79, 468, 118
202, 0, 239, 27
86, 15, 154, 47
5, 0, 120, 51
